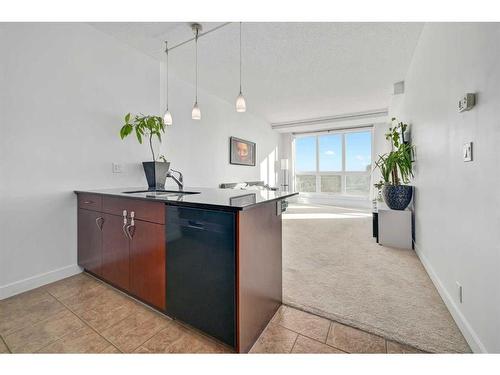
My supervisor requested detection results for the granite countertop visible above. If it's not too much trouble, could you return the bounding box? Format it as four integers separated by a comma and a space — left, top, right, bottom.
75, 186, 298, 211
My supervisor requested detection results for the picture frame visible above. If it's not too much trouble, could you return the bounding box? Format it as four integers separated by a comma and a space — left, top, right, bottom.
229, 136, 256, 166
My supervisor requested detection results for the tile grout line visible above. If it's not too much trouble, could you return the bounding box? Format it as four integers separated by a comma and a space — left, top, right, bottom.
3, 292, 78, 353
49, 274, 191, 353
0, 333, 12, 354
45, 289, 123, 353
283, 305, 421, 354
1, 290, 63, 339
323, 321, 349, 353
289, 333, 300, 353
84, 272, 171, 321
47, 274, 171, 352
273, 306, 350, 353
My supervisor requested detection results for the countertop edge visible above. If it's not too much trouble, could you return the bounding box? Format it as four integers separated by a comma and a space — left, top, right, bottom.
74, 189, 298, 211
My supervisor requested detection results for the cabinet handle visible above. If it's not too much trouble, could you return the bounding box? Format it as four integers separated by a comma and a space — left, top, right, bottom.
122, 210, 128, 239
125, 211, 135, 240
187, 220, 205, 230
83, 200, 94, 205
126, 223, 135, 240
95, 216, 104, 230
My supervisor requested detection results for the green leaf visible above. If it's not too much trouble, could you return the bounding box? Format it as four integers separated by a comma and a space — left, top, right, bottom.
125, 113, 131, 123
135, 127, 143, 144
120, 124, 133, 139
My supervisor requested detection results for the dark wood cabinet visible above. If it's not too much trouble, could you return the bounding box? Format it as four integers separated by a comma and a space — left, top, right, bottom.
130, 220, 166, 310
77, 193, 166, 311
77, 209, 103, 276
237, 200, 283, 353
101, 213, 130, 291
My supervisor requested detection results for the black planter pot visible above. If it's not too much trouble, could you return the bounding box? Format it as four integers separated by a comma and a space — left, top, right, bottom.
142, 161, 170, 190
382, 185, 413, 210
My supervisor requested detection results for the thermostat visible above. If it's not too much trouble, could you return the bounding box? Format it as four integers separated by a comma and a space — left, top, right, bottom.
458, 93, 476, 112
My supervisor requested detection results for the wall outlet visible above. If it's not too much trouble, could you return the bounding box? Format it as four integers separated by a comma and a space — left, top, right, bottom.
456, 281, 463, 304
112, 163, 124, 173
458, 93, 476, 112
463, 142, 473, 162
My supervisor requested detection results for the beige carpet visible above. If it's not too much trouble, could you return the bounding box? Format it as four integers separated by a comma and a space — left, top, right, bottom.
282, 203, 470, 353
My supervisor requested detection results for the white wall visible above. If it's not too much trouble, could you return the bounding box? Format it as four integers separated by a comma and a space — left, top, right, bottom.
0, 23, 279, 298
0, 23, 161, 297
391, 23, 500, 353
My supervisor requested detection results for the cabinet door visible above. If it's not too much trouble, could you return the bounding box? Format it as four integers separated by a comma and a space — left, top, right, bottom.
101, 213, 130, 291
129, 220, 166, 310
77, 209, 103, 276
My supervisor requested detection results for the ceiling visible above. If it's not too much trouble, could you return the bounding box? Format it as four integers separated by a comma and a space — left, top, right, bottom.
90, 22, 423, 124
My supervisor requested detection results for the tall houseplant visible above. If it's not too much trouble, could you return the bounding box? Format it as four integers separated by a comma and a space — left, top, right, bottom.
120, 113, 170, 190
374, 118, 415, 210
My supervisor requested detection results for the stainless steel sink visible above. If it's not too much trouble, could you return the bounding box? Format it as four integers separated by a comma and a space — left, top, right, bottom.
123, 190, 200, 197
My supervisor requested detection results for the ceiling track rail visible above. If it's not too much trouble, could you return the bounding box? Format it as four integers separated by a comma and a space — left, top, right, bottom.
167, 22, 233, 52
291, 123, 374, 136
271, 108, 389, 130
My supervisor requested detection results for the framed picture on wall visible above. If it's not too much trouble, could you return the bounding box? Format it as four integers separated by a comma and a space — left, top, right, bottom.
230, 136, 256, 166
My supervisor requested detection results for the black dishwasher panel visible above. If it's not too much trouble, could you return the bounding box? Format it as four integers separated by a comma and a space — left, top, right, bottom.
166, 206, 236, 347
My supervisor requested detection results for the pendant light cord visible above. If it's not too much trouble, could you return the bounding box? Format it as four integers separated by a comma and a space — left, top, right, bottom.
239, 22, 242, 94
195, 29, 198, 102
165, 41, 169, 110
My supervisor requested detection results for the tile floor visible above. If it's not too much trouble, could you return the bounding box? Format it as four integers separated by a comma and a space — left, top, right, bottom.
0, 273, 425, 354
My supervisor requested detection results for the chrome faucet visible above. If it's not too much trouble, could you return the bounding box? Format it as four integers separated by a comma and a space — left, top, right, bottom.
166, 168, 184, 190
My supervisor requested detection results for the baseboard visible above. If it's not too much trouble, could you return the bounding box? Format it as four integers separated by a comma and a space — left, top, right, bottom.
0, 264, 82, 300
413, 242, 487, 353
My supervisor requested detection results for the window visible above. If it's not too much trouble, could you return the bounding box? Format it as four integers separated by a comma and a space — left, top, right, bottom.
295, 136, 316, 172
294, 129, 372, 197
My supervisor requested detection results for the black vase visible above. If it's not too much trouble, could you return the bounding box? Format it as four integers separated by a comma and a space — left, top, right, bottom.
142, 161, 170, 190
382, 185, 413, 210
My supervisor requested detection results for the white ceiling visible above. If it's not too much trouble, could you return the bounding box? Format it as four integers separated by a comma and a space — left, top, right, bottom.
90, 22, 423, 124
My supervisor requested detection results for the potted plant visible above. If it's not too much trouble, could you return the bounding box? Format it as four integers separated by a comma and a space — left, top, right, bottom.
374, 118, 415, 210
120, 113, 169, 190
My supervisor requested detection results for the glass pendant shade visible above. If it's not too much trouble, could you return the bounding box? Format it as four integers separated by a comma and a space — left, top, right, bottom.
163, 109, 173, 126
192, 101, 201, 120
236, 92, 246, 112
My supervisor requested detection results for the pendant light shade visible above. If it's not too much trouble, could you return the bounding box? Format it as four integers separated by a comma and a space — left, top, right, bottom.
192, 23, 201, 120
163, 109, 173, 125
191, 101, 201, 120
235, 22, 246, 113
236, 92, 246, 112
163, 41, 173, 126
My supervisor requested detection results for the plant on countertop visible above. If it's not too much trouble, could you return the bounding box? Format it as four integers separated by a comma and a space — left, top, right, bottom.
374, 118, 415, 189
120, 113, 166, 161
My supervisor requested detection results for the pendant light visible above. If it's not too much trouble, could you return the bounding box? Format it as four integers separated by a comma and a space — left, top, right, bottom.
162, 41, 173, 126
235, 22, 247, 113
191, 24, 202, 120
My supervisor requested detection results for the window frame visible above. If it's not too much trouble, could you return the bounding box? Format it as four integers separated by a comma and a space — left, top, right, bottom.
293, 126, 374, 197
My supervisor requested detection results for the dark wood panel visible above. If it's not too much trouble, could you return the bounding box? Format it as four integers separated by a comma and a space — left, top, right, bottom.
77, 209, 103, 276
102, 196, 165, 224
101, 213, 130, 291
130, 219, 166, 310
78, 193, 102, 212
237, 200, 283, 353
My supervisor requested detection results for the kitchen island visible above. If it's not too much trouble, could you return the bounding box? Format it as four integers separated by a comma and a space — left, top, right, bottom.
75, 187, 297, 353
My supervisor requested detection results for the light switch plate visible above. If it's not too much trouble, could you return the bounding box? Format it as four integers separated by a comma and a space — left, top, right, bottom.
458, 93, 476, 112
112, 163, 124, 173
463, 142, 473, 162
